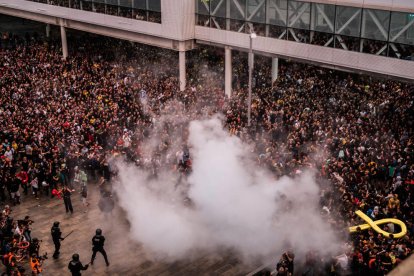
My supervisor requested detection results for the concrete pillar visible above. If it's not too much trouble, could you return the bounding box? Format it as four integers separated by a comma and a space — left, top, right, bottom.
310, 8, 315, 43
225, 46, 232, 98
271, 57, 278, 85
60, 25, 68, 59
46, 24, 50, 38
360, 12, 366, 53
179, 51, 186, 91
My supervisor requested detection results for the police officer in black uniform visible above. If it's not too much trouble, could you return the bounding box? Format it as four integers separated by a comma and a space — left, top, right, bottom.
68, 253, 89, 276
90, 228, 109, 266
51, 221, 64, 258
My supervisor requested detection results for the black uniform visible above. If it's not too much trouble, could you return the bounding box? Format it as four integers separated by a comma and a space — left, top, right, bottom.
68, 260, 88, 276
63, 188, 74, 213
10, 178, 20, 205
51, 225, 64, 258
91, 234, 109, 266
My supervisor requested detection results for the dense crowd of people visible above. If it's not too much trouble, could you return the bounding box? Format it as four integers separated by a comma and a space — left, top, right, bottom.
0, 28, 413, 276
0, 204, 43, 275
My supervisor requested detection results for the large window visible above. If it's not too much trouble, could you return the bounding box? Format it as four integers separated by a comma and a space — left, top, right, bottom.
267, 0, 287, 27
310, 3, 335, 47
195, 0, 414, 61
287, 0, 310, 43
389, 12, 414, 59
311, 3, 335, 33
211, 0, 227, 18
247, 0, 266, 24
230, 0, 247, 21
360, 9, 390, 55
27, 0, 161, 23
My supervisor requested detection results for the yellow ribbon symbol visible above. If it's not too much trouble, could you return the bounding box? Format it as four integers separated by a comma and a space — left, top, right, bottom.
349, 210, 407, 238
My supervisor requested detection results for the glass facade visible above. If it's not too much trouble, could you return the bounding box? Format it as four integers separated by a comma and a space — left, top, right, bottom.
196, 0, 414, 60
28, 0, 161, 23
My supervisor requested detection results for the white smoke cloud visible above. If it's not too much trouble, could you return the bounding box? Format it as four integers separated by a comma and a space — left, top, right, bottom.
114, 116, 340, 264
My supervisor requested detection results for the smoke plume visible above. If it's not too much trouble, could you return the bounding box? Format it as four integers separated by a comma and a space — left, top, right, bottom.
114, 116, 340, 264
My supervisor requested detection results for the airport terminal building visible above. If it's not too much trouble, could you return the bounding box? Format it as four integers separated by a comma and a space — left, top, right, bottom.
1, 1, 414, 275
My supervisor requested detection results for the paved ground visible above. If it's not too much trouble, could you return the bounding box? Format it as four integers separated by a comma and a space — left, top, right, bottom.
6, 181, 251, 276
388, 255, 414, 276
6, 180, 414, 276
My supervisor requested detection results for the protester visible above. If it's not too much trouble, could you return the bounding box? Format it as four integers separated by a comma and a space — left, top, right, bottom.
80, 181, 89, 212
276, 251, 294, 275
62, 185, 74, 214
30, 253, 42, 275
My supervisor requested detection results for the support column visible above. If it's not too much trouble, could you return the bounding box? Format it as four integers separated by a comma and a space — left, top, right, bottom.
226, 0, 230, 30
360, 12, 366, 53
46, 24, 50, 38
271, 57, 278, 85
225, 46, 232, 98
247, 38, 254, 127
179, 51, 186, 91
60, 25, 68, 59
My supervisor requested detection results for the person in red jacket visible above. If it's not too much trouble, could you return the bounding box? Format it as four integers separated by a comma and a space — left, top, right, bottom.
16, 169, 29, 195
